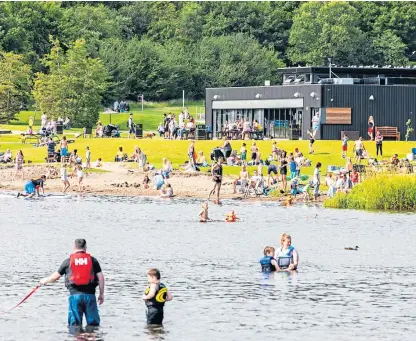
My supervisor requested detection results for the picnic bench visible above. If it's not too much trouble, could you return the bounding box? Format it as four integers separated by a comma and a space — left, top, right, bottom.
21, 133, 41, 144
376, 126, 400, 141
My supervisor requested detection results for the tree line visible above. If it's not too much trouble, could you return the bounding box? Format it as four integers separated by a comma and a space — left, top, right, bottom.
0, 1, 415, 126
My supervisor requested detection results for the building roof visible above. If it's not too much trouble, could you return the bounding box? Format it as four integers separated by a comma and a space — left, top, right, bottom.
277, 66, 416, 77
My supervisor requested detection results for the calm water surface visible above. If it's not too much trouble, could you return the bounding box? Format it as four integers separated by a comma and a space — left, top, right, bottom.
0, 194, 415, 341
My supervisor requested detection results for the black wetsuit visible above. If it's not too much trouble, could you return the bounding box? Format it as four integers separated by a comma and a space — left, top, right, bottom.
145, 283, 167, 325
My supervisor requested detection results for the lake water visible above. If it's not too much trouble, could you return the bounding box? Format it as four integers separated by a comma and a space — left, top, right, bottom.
0, 194, 415, 341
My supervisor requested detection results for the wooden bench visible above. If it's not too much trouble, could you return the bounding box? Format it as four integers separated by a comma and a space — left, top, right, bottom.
376, 126, 400, 141
21, 134, 41, 144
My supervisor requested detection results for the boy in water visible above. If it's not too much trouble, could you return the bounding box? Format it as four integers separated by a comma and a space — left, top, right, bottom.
199, 202, 210, 222
259, 246, 278, 273
143, 268, 172, 326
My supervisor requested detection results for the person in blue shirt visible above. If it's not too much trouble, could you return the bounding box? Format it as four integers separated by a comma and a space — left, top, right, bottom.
259, 246, 279, 273
289, 157, 297, 179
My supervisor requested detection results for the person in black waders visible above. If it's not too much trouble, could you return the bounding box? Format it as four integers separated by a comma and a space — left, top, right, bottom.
143, 268, 173, 326
39, 239, 105, 329
208, 156, 224, 204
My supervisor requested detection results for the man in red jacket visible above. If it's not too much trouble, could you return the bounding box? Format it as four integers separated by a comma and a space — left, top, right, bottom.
40, 239, 105, 327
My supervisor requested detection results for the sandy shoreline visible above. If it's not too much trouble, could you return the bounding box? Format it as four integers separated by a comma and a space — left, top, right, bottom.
0, 164, 326, 204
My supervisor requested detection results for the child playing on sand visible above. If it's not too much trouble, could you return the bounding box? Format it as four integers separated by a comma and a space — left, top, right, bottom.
160, 183, 173, 198
76, 164, 84, 192
60, 163, 70, 193
142, 175, 150, 189
143, 268, 172, 326
95, 158, 102, 167
199, 202, 210, 222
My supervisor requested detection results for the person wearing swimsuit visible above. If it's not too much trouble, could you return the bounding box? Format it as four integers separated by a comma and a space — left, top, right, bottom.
208, 157, 223, 204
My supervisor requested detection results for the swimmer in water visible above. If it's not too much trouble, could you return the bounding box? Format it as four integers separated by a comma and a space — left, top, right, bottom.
199, 202, 210, 222
225, 210, 239, 222
17, 175, 46, 198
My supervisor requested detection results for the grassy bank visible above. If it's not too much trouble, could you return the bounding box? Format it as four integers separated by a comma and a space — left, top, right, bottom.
1, 133, 416, 178
324, 174, 416, 211
1, 101, 205, 132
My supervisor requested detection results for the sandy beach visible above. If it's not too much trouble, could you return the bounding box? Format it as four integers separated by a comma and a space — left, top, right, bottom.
0, 163, 326, 203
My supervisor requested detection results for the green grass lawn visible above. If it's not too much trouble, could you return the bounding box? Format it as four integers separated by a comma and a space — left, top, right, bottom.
1, 101, 205, 132
1, 133, 415, 178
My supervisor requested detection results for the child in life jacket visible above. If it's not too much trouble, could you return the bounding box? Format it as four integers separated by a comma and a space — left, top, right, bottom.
259, 246, 278, 273
225, 210, 239, 222
199, 202, 210, 222
143, 268, 172, 326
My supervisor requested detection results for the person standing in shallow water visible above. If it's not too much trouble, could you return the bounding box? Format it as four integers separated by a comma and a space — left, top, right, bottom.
143, 268, 173, 326
39, 239, 105, 328
209, 156, 223, 204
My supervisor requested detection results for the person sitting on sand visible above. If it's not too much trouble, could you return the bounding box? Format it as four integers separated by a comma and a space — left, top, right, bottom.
199, 202, 210, 222
130, 147, 139, 162
142, 175, 150, 189
225, 210, 239, 222
161, 158, 173, 179
390, 154, 399, 166
160, 183, 173, 198
181, 161, 197, 173
233, 165, 249, 194
95, 158, 103, 167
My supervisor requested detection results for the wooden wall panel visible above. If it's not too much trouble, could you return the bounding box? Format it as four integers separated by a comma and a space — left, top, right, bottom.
325, 107, 351, 124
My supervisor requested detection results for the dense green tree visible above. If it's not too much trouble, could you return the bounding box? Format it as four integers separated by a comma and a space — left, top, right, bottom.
33, 39, 109, 127
197, 34, 284, 89
288, 2, 365, 66
58, 4, 128, 55
0, 52, 32, 123
0, 2, 62, 71
0, 1, 414, 102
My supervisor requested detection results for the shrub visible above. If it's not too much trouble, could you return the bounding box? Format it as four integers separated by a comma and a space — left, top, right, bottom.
324, 174, 416, 211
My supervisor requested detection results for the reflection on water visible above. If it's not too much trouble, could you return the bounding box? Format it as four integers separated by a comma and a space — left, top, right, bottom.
0, 193, 416, 341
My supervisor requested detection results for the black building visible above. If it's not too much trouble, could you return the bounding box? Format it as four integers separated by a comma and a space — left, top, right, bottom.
205, 66, 416, 140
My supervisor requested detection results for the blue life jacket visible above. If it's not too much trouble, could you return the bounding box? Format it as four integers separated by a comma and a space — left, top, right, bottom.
259, 256, 276, 273
275, 246, 295, 269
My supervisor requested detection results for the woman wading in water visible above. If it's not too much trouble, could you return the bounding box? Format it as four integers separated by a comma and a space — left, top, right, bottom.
209, 157, 223, 204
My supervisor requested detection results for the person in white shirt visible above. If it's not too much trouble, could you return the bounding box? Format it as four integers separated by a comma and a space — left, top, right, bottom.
128, 114, 135, 139
313, 162, 321, 200
179, 112, 184, 125
41, 113, 47, 128
354, 137, 365, 164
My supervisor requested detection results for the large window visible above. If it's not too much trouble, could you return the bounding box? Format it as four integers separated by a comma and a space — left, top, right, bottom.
264, 108, 300, 138
213, 109, 263, 134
